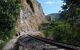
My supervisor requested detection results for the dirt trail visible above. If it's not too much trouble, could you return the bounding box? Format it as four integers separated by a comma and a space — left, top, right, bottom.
2, 37, 18, 50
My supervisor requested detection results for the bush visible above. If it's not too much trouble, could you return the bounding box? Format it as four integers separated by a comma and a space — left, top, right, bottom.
0, 0, 20, 49
40, 20, 80, 46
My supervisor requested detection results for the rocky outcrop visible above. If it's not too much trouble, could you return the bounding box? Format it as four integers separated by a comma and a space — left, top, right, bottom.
16, 0, 46, 36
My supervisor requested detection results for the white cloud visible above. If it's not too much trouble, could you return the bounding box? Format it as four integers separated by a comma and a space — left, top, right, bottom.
46, 1, 54, 5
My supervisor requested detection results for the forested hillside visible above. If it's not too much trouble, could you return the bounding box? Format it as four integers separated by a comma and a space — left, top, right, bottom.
46, 13, 60, 21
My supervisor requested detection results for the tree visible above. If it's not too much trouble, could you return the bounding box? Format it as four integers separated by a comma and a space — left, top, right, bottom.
60, 0, 80, 31
0, 0, 20, 49
59, 0, 80, 46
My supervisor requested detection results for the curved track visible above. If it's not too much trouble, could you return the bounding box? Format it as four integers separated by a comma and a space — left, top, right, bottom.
28, 35, 80, 50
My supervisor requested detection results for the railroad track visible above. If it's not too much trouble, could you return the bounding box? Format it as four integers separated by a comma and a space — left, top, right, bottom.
3, 34, 80, 50
27, 35, 80, 50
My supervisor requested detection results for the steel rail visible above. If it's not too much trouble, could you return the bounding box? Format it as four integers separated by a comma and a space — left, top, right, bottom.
27, 35, 80, 50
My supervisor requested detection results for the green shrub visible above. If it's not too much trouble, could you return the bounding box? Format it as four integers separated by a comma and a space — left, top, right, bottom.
40, 20, 80, 46
0, 0, 20, 49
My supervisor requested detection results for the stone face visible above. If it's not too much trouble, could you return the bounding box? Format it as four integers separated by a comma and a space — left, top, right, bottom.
16, 0, 46, 36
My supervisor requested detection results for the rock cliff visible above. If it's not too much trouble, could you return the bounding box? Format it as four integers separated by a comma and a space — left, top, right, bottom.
16, 0, 46, 36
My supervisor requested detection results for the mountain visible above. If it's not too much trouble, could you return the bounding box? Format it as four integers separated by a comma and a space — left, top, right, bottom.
46, 13, 60, 21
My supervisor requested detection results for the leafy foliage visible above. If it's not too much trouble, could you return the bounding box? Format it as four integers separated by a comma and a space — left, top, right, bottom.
60, 0, 80, 46
60, 0, 80, 32
40, 20, 80, 46
0, 0, 20, 49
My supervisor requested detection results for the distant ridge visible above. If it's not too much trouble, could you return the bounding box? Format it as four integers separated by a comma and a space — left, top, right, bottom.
46, 13, 60, 21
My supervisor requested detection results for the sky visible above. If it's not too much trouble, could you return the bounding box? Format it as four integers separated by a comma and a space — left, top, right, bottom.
37, 0, 63, 15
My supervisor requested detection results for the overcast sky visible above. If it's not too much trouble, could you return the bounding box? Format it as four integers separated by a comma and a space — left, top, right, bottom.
37, 0, 63, 15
